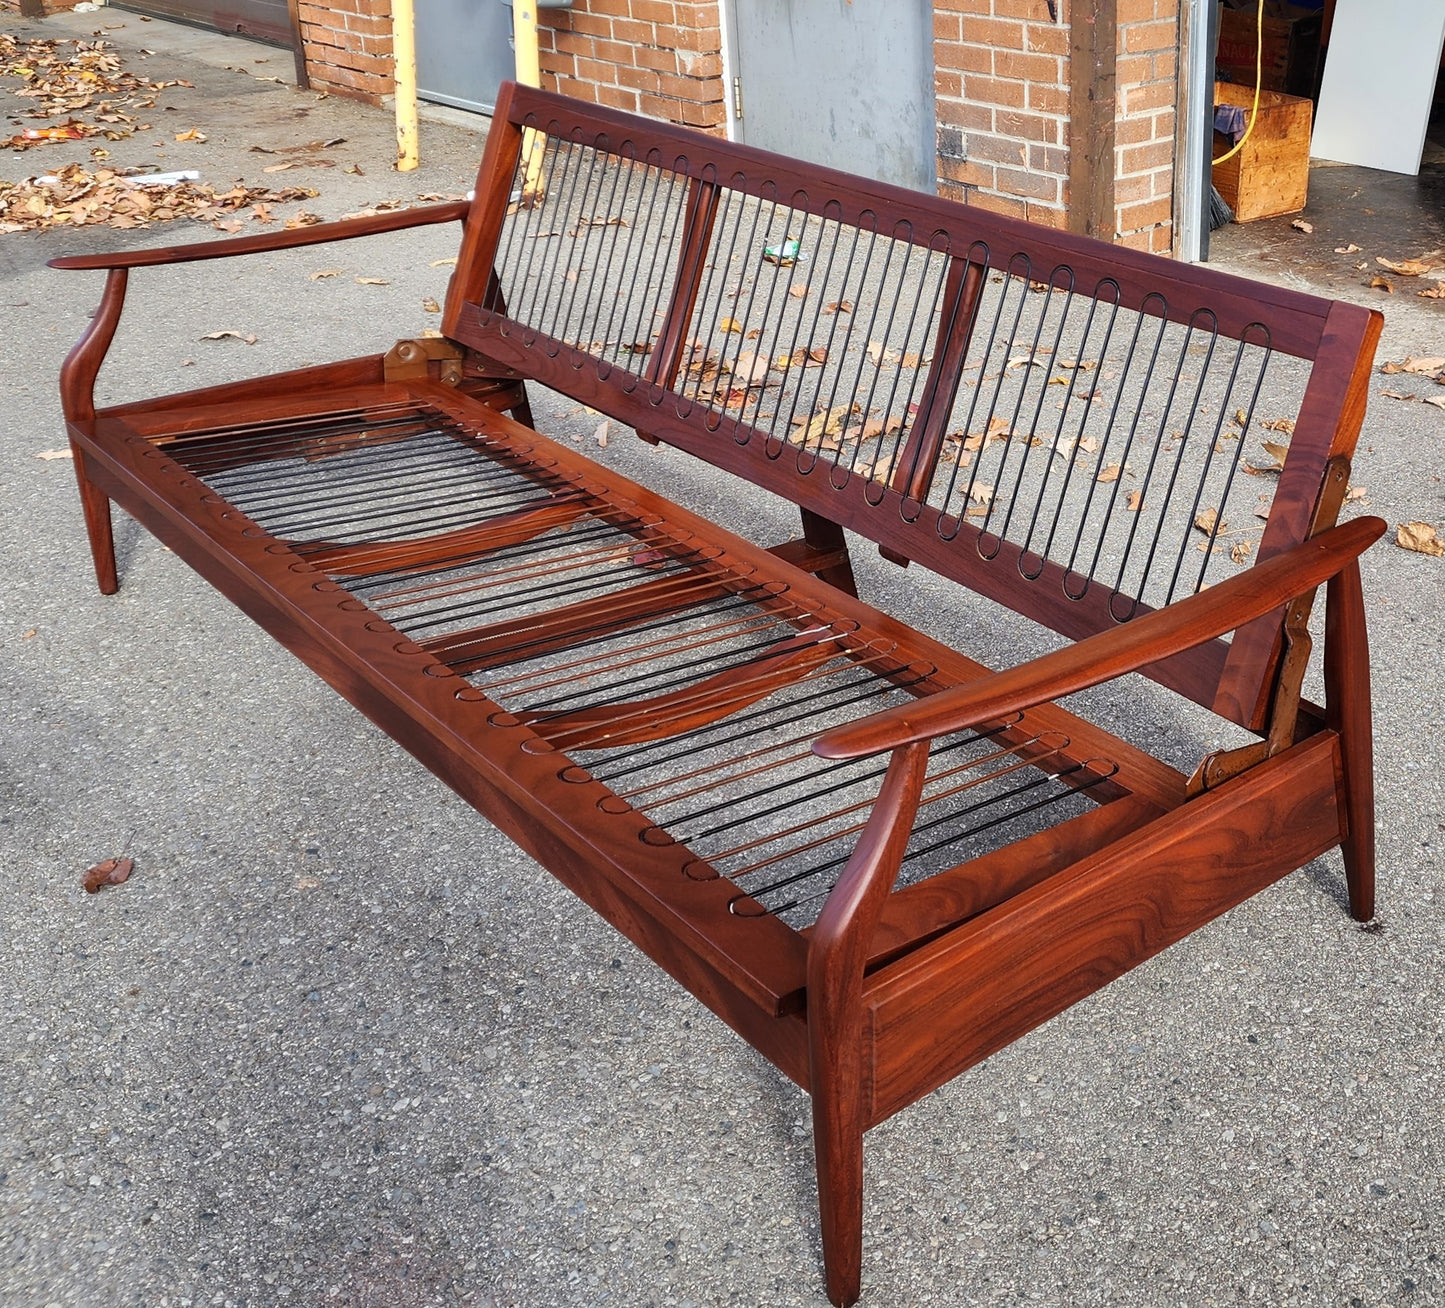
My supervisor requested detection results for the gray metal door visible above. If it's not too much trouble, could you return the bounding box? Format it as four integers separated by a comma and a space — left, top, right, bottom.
729, 0, 935, 191
415, 0, 516, 116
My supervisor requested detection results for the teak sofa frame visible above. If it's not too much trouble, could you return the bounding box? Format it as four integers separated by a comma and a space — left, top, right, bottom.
54, 84, 1384, 1305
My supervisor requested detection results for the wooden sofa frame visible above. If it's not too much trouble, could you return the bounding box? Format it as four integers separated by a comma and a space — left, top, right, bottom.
53, 83, 1384, 1305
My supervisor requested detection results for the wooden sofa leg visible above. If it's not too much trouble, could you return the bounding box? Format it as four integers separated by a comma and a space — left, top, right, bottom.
801, 508, 858, 597
72, 448, 118, 595
1325, 560, 1374, 921
811, 1015, 866, 1307
506, 382, 535, 430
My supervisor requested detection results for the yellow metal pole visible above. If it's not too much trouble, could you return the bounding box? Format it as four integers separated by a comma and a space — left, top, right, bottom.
513, 1, 546, 205
393, 0, 419, 172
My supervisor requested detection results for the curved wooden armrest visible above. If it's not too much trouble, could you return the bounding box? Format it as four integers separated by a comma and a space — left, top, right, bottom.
813, 516, 1387, 761
47, 199, 471, 271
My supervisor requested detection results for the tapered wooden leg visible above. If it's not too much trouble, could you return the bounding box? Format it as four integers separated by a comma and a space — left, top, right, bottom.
811, 1042, 865, 1307
807, 743, 929, 1306
73, 447, 118, 595
800, 508, 858, 597
1325, 560, 1374, 920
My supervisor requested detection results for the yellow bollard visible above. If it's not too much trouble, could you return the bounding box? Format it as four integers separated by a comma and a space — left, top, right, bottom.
513, 1, 546, 205
393, 0, 419, 172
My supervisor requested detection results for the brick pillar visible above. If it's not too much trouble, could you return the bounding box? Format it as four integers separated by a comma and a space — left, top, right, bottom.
933, 0, 1180, 253
298, 0, 394, 105
1114, 0, 1178, 253
538, 0, 727, 132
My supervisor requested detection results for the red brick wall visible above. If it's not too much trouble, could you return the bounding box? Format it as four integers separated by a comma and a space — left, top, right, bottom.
933, 0, 1181, 252
537, 0, 727, 132
298, 0, 394, 105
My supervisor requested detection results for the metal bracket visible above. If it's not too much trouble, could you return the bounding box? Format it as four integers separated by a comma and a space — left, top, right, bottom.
1186, 454, 1352, 797
384, 337, 464, 386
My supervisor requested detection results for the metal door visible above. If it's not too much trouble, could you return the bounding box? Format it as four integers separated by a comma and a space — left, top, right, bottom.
415, 0, 516, 116
728, 0, 935, 191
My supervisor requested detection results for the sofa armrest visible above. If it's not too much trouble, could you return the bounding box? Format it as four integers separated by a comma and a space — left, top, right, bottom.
812, 516, 1387, 761
48, 199, 470, 271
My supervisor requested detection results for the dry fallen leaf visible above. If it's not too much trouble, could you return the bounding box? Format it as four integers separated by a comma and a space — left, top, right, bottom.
1334, 243, 1362, 254
729, 350, 770, 387
823, 299, 853, 315
1424, 395, 1445, 411
34, 448, 73, 460
1230, 539, 1252, 564
594, 420, 610, 449
1291, 218, 1313, 234
1246, 439, 1290, 475
1396, 521, 1444, 556
1381, 356, 1445, 375
1194, 508, 1223, 536
173, 127, 206, 142
355, 276, 389, 286
1260, 416, 1295, 434
421, 297, 441, 313
1370, 276, 1395, 293
309, 268, 344, 280
1096, 463, 1121, 484
1377, 256, 1439, 277
1380, 390, 1416, 401
199, 329, 257, 344
719, 316, 743, 334
1345, 485, 1368, 502
22, 628, 37, 639
789, 283, 808, 299
1126, 490, 1143, 512
430, 257, 458, 268
83, 856, 134, 894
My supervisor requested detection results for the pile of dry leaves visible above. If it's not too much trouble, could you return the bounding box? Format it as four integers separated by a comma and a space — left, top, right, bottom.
0, 33, 187, 149
0, 162, 318, 233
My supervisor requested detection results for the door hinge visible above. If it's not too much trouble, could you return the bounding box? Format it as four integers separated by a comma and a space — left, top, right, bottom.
732, 75, 744, 120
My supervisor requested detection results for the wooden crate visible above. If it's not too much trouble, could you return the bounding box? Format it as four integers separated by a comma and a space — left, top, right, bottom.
1211, 81, 1312, 223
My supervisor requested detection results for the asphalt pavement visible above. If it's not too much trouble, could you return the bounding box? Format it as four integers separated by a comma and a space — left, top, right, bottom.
2, 10, 1444, 1308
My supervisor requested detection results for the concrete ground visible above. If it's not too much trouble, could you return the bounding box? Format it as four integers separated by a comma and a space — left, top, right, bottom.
2, 11, 1444, 1308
